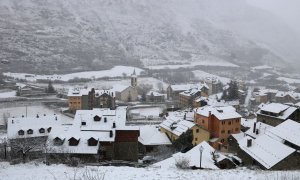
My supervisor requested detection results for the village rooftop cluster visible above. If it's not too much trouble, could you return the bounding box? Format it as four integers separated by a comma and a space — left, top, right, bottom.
1, 68, 300, 172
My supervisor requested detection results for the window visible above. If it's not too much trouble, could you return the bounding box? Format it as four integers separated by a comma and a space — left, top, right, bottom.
202, 120, 204, 123
221, 130, 225, 134
222, 121, 225, 125
88, 138, 98, 146
228, 130, 231, 134
228, 121, 232, 125
18, 130, 24, 136
39, 128, 45, 133
196, 129, 199, 133
195, 138, 198, 141
235, 128, 239, 132
53, 137, 64, 146
27, 129, 33, 135
236, 119, 239, 123
94, 115, 101, 121
69, 137, 80, 146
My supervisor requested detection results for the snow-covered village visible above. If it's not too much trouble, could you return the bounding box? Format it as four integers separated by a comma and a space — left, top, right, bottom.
1, 0, 300, 180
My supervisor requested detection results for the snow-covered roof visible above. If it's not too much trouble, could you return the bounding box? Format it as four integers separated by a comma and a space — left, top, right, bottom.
266, 120, 300, 147
68, 88, 91, 97
231, 132, 246, 142
160, 117, 195, 137
7, 115, 63, 139
239, 135, 295, 169
195, 106, 241, 120
167, 110, 194, 121
95, 89, 115, 97
112, 84, 130, 92
146, 91, 164, 97
47, 107, 138, 154
138, 125, 172, 146
241, 118, 256, 128
275, 91, 300, 100
179, 88, 201, 97
260, 103, 289, 114
245, 122, 272, 139
156, 141, 225, 169
257, 103, 297, 120
170, 83, 208, 92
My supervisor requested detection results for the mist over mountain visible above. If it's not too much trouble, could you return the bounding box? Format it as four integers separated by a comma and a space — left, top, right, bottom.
0, 0, 298, 73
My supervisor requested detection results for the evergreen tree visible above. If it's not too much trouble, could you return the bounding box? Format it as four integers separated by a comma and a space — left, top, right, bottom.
228, 81, 239, 100
150, 92, 154, 102
46, 81, 55, 93
0, 73, 5, 85
222, 90, 228, 100
141, 92, 146, 102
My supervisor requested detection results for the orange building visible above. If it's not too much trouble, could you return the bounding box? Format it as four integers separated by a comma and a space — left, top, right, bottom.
194, 106, 241, 150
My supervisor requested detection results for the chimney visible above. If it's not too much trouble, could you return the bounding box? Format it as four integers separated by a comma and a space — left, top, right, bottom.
253, 122, 256, 133
104, 117, 107, 123
256, 129, 259, 135
44, 114, 46, 116
12, 120, 14, 124
112, 122, 116, 128
81, 121, 86, 126
109, 130, 113, 137
36, 114, 39, 118
247, 139, 252, 147
55, 116, 58, 121
208, 111, 211, 117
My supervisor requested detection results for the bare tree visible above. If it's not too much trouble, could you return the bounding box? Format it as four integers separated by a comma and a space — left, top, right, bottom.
211, 150, 218, 165
10, 136, 47, 163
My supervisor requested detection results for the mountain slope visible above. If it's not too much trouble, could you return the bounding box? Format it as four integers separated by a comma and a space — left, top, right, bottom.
0, 0, 293, 73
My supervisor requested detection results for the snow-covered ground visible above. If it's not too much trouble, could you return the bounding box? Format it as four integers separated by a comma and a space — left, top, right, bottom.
4, 66, 144, 82
0, 90, 16, 98
277, 77, 300, 84
193, 70, 231, 84
129, 107, 163, 118
146, 60, 239, 70
33, 77, 168, 94
0, 162, 299, 180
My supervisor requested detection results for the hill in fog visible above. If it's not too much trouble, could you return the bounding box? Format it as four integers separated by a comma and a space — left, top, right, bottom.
0, 0, 298, 73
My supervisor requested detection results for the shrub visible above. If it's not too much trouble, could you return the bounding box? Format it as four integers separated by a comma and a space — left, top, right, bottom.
10, 158, 22, 165
66, 157, 81, 167
175, 156, 190, 169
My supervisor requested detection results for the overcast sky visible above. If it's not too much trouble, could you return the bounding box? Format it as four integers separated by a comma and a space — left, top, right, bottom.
247, 0, 300, 33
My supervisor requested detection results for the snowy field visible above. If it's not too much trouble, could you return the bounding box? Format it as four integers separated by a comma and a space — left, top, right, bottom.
129, 107, 163, 118
0, 162, 299, 180
0, 90, 16, 98
4, 66, 144, 82
277, 77, 300, 84
32, 77, 168, 94
146, 60, 239, 70
193, 70, 231, 84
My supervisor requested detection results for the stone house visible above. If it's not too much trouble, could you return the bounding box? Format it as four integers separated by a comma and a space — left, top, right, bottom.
256, 103, 300, 126
159, 116, 210, 146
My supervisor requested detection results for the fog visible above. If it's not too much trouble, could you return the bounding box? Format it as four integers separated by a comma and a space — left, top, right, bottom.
247, 0, 300, 35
